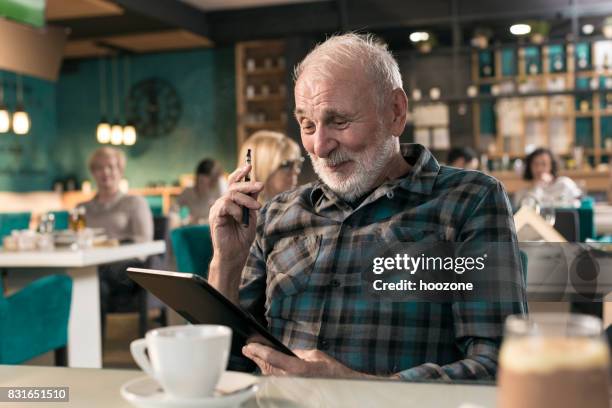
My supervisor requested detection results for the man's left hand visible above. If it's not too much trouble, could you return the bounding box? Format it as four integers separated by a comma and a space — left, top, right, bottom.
242, 343, 376, 379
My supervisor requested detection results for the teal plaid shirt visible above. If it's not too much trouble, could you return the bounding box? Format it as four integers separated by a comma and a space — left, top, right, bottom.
239, 144, 527, 380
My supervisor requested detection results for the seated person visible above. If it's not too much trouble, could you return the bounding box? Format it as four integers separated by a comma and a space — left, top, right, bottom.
175, 158, 224, 225
81, 147, 153, 319
208, 33, 526, 381
239, 130, 303, 203
447, 147, 479, 170
514, 147, 582, 209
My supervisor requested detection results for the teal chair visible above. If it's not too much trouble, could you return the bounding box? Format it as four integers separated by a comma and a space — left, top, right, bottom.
144, 196, 164, 217
50, 210, 70, 230
0, 274, 72, 365
170, 225, 213, 278
0, 212, 31, 240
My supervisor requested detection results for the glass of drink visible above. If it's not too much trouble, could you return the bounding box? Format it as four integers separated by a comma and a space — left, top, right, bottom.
498, 313, 610, 408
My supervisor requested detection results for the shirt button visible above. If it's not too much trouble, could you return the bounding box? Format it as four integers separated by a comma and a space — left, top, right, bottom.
319, 339, 329, 350
386, 191, 395, 199
330, 279, 341, 288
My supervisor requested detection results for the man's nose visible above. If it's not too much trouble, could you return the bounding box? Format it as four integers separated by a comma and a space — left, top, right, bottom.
313, 127, 338, 159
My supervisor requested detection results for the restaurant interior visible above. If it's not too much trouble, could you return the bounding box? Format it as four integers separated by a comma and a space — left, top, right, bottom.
2, 0, 612, 407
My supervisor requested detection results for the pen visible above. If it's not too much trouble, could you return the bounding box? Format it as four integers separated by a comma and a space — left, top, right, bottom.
241, 149, 252, 227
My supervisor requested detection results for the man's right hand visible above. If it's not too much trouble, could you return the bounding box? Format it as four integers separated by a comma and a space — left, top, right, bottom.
208, 164, 264, 301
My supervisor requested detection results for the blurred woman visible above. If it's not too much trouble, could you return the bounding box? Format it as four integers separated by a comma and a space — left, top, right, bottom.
239, 130, 303, 203
82, 147, 153, 242
514, 147, 582, 208
81, 147, 153, 327
447, 147, 479, 170
175, 158, 224, 224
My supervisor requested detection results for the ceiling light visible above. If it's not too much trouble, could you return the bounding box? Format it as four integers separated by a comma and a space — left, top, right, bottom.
429, 87, 441, 100
510, 24, 531, 36
122, 123, 137, 146
0, 106, 9, 133
410, 31, 430, 43
96, 120, 111, 144
12, 107, 30, 135
582, 24, 595, 35
110, 123, 123, 145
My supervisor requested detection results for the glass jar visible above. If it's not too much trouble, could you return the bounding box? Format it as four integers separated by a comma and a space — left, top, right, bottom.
498, 313, 610, 408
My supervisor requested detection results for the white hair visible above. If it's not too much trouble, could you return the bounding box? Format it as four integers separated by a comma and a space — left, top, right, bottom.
293, 33, 403, 110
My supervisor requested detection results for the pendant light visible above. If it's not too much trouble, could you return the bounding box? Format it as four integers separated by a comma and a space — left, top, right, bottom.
96, 58, 111, 143
12, 74, 30, 135
122, 55, 136, 146
110, 54, 123, 145
0, 72, 10, 133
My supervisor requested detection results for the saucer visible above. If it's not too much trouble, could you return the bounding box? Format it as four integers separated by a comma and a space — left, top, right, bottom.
120, 371, 258, 408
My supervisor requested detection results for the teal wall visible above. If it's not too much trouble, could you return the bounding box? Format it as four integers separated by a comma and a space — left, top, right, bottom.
0, 71, 58, 191
55, 47, 237, 188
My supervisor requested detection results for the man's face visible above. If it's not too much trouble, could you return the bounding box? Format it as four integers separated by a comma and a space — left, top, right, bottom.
294, 69, 396, 201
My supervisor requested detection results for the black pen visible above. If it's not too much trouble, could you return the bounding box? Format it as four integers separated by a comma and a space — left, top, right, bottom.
241, 149, 252, 227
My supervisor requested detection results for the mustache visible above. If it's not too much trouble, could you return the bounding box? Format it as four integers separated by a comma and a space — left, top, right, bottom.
309, 148, 353, 166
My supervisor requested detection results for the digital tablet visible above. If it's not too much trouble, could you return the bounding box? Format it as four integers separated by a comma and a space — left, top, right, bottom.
127, 267, 296, 357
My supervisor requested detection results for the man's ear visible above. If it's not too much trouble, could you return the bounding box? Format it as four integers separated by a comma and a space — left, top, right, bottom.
389, 88, 408, 137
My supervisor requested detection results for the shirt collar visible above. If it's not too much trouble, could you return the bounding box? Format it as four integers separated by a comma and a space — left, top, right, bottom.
309, 143, 441, 211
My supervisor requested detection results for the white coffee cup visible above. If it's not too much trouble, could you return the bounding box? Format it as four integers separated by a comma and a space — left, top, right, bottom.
130, 325, 232, 399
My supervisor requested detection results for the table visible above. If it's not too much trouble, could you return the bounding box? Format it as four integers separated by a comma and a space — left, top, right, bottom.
0, 241, 166, 369
0, 365, 497, 407
595, 203, 612, 235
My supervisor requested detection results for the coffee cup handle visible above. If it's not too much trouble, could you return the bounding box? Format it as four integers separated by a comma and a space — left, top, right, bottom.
130, 339, 155, 379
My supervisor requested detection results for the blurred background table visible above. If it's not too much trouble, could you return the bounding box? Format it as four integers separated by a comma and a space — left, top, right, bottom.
0, 241, 165, 369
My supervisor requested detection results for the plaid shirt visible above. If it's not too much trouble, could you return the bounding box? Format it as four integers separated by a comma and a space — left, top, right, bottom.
239, 144, 527, 380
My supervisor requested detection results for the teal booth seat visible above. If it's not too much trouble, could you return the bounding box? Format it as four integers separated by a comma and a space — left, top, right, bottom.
0, 274, 72, 364
170, 225, 213, 278
0, 212, 31, 240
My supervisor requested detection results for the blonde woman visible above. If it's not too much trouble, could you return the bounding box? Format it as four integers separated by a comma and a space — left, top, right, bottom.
81, 147, 153, 329
82, 147, 153, 242
238, 130, 303, 202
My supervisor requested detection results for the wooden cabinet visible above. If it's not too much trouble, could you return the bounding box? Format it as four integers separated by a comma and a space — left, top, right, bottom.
235, 40, 288, 153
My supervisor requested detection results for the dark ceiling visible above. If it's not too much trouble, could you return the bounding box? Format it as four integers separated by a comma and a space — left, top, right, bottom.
53, 0, 612, 55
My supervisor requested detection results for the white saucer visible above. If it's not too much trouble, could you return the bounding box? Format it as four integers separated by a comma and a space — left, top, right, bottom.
120, 371, 258, 408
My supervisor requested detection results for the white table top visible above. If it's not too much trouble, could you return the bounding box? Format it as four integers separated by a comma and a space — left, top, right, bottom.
0, 240, 166, 268
0, 365, 496, 408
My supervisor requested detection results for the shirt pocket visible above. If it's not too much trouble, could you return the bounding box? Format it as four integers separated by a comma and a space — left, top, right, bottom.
265, 234, 322, 300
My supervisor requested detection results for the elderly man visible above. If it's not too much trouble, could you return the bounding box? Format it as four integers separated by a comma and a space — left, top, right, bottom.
209, 33, 526, 380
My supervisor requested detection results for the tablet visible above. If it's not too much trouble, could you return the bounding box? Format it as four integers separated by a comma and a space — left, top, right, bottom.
127, 267, 296, 357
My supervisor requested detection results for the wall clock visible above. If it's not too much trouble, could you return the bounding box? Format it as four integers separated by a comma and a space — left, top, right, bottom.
127, 77, 182, 138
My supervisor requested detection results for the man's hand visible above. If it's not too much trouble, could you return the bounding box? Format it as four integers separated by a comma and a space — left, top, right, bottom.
242, 343, 380, 379
208, 164, 264, 302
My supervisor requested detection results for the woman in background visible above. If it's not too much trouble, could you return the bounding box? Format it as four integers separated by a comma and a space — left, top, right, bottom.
175, 158, 224, 225
83, 147, 153, 242
446, 147, 479, 170
82, 147, 153, 331
239, 130, 303, 202
514, 147, 582, 208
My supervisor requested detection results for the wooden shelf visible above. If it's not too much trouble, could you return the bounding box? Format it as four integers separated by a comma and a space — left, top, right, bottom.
490, 169, 611, 194
235, 40, 287, 153
245, 67, 286, 76
472, 42, 612, 167
244, 120, 286, 129
246, 94, 286, 102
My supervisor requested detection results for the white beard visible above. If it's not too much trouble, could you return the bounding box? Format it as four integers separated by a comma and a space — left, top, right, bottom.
309, 132, 397, 202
